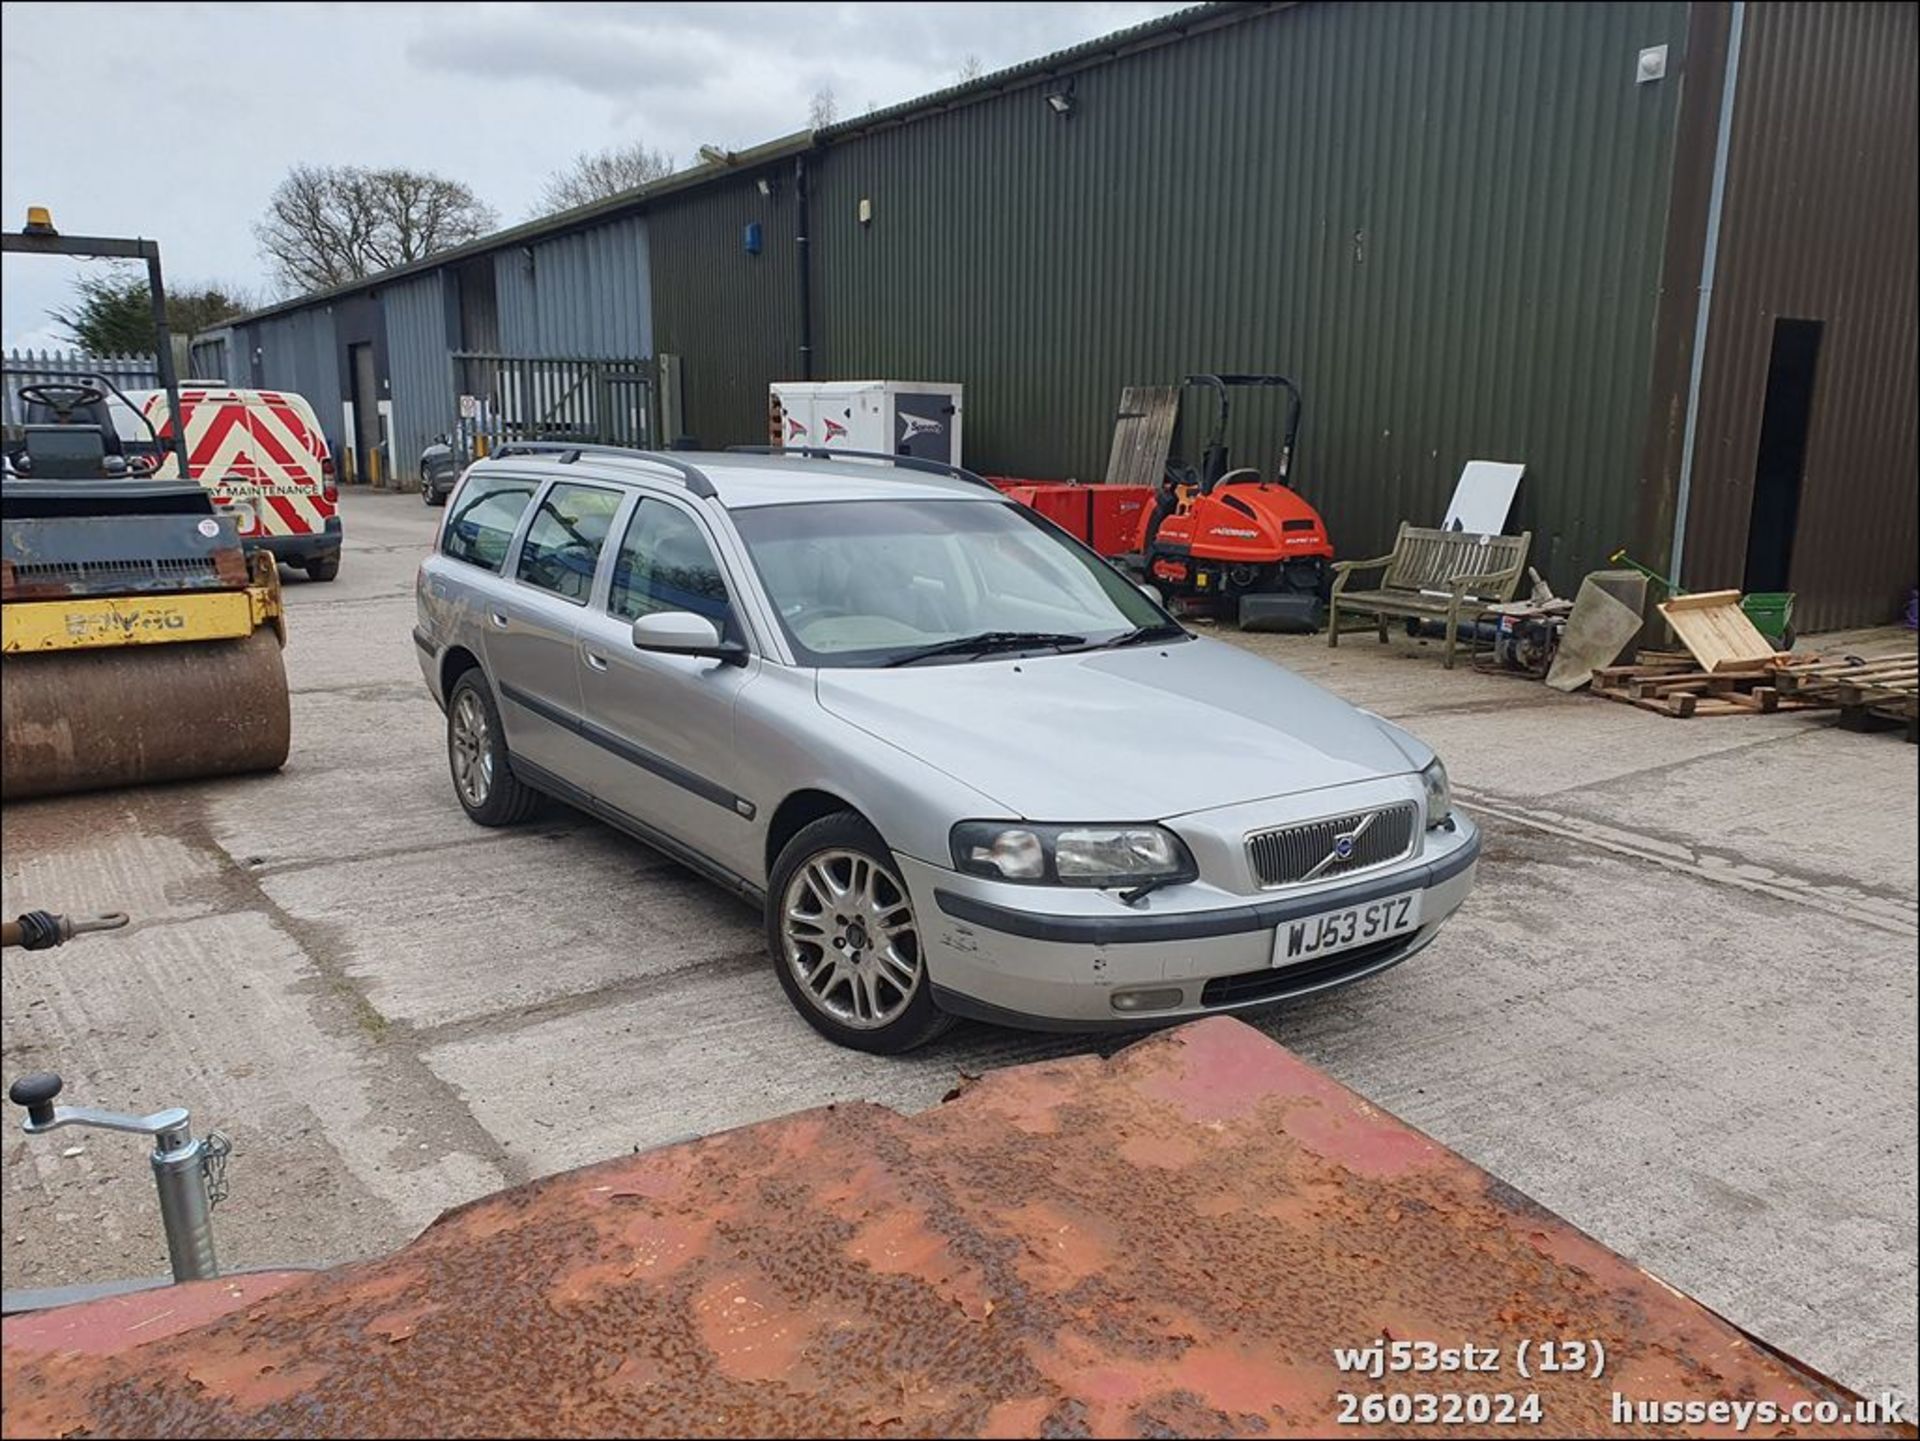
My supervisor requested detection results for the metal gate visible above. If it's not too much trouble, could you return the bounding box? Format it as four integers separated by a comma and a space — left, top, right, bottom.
3, 350, 160, 433
449, 353, 654, 458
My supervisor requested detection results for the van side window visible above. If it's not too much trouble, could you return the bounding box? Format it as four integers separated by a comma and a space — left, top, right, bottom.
442, 474, 538, 572
515, 484, 623, 603
609, 500, 732, 627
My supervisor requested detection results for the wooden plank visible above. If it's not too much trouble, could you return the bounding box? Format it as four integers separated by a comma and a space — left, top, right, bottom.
1661, 589, 1746, 613
1104, 386, 1180, 487
1778, 661, 1919, 697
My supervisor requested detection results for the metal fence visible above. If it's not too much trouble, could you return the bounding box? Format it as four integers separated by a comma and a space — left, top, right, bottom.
448, 352, 653, 459
2, 349, 160, 430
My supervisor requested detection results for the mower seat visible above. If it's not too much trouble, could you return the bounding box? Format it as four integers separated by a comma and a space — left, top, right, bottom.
19, 425, 111, 479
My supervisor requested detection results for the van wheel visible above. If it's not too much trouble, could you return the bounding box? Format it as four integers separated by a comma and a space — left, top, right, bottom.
446, 672, 539, 826
768, 813, 954, 1054
305, 555, 341, 582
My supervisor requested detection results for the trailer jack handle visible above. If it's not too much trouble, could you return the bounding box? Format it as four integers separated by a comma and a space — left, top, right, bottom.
8, 1072, 228, 1284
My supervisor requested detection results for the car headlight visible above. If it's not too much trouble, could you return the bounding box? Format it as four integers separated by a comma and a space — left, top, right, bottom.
951, 821, 1197, 888
1420, 758, 1451, 827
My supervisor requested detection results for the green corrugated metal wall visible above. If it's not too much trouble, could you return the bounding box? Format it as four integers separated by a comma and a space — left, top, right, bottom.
649, 0, 1693, 586
648, 172, 800, 447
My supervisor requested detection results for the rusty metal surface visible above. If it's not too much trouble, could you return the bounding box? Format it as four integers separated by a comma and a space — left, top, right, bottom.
1, 626, 290, 800
2, 1018, 1904, 1439
3, 1274, 310, 1357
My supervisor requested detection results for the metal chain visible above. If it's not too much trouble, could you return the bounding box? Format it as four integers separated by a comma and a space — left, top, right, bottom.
201, 1130, 233, 1207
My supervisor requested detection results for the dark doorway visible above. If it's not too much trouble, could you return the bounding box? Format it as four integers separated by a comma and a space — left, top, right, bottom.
1743, 317, 1823, 594
348, 342, 378, 485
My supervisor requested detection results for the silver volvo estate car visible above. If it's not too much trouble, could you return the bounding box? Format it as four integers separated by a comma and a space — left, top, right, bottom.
414, 446, 1480, 1052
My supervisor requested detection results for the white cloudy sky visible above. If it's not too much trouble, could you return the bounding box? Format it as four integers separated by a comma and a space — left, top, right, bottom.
1, 0, 1182, 348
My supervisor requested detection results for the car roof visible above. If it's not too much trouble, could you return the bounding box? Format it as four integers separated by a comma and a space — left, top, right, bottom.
473, 449, 1001, 510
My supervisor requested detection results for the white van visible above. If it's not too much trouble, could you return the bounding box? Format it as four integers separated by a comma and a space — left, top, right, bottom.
122, 386, 344, 581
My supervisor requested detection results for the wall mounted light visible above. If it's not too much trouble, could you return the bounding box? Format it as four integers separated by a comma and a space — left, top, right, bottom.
756, 175, 777, 198
1044, 78, 1076, 116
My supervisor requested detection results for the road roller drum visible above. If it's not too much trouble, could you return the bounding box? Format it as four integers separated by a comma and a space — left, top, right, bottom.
2, 626, 290, 799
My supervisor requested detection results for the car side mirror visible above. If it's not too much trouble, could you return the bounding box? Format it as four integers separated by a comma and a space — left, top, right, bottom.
630, 610, 747, 665
1137, 581, 1164, 605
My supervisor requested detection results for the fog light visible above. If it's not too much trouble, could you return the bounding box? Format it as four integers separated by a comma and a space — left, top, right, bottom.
1111, 987, 1184, 1013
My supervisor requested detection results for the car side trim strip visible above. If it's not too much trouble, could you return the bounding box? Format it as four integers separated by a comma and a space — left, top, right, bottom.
411, 627, 435, 656
933, 832, 1480, 945
510, 756, 766, 907
496, 681, 755, 819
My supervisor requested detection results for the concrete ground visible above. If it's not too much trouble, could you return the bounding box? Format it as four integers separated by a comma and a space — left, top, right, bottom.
3, 488, 1914, 1406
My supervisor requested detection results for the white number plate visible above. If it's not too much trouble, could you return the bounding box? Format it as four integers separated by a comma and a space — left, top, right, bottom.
1274, 890, 1422, 965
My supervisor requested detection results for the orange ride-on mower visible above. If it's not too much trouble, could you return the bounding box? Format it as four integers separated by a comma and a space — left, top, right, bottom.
1133, 374, 1333, 631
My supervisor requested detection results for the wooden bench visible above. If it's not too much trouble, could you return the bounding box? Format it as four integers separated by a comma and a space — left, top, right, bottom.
1328, 523, 1532, 669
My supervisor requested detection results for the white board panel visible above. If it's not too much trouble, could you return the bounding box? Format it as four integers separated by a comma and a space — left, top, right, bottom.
1443, 460, 1525, 534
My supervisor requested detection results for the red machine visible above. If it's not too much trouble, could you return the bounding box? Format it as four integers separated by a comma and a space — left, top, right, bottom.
1136, 374, 1332, 631
988, 479, 1155, 557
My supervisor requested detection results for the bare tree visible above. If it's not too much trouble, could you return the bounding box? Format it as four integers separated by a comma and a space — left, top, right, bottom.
536, 142, 675, 214
956, 53, 985, 83
254, 164, 498, 295
808, 85, 839, 129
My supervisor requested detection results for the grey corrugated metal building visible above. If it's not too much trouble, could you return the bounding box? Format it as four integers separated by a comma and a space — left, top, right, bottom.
223, 0, 1915, 630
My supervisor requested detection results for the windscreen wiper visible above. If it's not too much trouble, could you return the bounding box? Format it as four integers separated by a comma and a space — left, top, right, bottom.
884, 631, 1089, 667
1098, 621, 1189, 649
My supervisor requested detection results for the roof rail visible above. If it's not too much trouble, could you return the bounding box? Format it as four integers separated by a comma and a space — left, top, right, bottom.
726, 445, 996, 491
488, 441, 716, 499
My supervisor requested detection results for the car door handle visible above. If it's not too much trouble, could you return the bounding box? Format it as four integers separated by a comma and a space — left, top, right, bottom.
582, 649, 609, 671
488, 610, 509, 629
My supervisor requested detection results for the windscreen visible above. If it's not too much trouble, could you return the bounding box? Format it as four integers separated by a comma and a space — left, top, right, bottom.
731, 498, 1167, 667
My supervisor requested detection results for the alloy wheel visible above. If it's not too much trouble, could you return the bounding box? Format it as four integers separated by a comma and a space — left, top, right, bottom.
781, 849, 922, 1029
450, 689, 494, 807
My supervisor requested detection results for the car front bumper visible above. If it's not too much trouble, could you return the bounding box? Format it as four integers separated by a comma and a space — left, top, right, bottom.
905, 812, 1480, 1030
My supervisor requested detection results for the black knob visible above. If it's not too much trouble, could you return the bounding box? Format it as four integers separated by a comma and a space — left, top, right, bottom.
9, 1072, 62, 1126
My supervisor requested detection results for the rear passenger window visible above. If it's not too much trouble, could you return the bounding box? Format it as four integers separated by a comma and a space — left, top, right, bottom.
515, 484, 623, 602
609, 500, 732, 627
443, 473, 538, 571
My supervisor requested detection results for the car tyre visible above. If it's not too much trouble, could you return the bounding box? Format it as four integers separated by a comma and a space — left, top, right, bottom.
446, 671, 540, 826
768, 812, 954, 1054
304, 554, 341, 582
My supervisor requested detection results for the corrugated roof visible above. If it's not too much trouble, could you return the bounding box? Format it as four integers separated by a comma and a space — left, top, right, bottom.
225, 3, 1268, 328
227, 130, 811, 326
817, 1, 1268, 138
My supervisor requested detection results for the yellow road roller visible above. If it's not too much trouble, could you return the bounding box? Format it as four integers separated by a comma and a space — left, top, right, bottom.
1, 477, 291, 799
1, 209, 291, 800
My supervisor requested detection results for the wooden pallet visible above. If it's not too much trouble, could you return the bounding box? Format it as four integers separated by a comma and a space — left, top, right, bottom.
1657, 590, 1778, 672
1589, 657, 1816, 717
1592, 648, 1918, 733
1775, 653, 1919, 741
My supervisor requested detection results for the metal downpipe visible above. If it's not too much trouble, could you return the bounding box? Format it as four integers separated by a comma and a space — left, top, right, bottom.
1667, 0, 1747, 585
